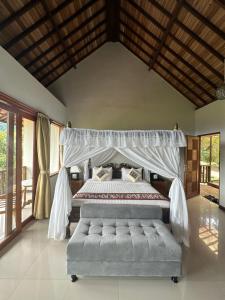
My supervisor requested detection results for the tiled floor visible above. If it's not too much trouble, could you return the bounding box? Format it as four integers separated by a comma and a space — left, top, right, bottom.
0, 196, 225, 300
200, 183, 220, 199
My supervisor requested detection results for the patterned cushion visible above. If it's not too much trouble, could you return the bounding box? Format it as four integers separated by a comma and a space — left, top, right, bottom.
128, 168, 141, 182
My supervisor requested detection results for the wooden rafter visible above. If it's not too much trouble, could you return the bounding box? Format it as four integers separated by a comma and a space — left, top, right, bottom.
16, 4, 105, 61
129, 1, 222, 80
120, 23, 214, 100
120, 8, 223, 81
0, 0, 40, 31
120, 32, 208, 105
26, 19, 105, 71
121, 8, 217, 89
40, 0, 76, 68
183, 0, 225, 40
128, 0, 224, 62
148, 0, 184, 70
39, 31, 106, 82
120, 40, 201, 107
147, 0, 224, 62
32, 20, 106, 76
21, 6, 105, 65
106, 0, 120, 42
215, 0, 225, 10
3, 0, 97, 50
45, 40, 107, 86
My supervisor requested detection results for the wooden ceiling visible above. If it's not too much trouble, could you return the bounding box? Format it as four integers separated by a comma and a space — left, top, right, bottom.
0, 0, 224, 108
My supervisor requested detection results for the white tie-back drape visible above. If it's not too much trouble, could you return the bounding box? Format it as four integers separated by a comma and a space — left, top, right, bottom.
48, 128, 189, 246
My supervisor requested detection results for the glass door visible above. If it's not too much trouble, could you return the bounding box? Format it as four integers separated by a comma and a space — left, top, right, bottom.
0, 102, 36, 247
0, 105, 18, 242
200, 133, 220, 203
21, 117, 35, 222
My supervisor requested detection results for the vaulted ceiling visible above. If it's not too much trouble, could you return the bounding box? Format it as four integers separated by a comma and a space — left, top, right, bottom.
0, 0, 224, 108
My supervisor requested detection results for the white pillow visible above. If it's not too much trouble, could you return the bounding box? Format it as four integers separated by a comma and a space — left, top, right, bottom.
122, 167, 142, 181
92, 166, 112, 181
127, 168, 141, 182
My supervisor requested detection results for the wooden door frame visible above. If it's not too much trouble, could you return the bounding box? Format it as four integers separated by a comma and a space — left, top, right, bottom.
0, 93, 37, 251
185, 135, 200, 199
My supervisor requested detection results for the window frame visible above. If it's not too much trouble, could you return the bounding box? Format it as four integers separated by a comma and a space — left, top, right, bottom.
49, 121, 64, 176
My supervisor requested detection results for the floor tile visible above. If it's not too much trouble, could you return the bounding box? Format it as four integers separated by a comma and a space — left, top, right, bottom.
0, 279, 20, 300
8, 279, 68, 300
63, 277, 118, 300
0, 195, 225, 300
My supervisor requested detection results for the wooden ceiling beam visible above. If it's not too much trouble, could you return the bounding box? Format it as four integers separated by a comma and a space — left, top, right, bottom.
148, 0, 184, 70
215, 0, 225, 10
3, 0, 97, 49
123, 4, 222, 80
120, 33, 208, 105
41, 0, 76, 68
156, 60, 207, 105
38, 30, 106, 82
120, 25, 214, 100
16, 5, 105, 61
120, 40, 200, 107
153, 67, 202, 108
144, 0, 224, 62
44, 65, 72, 87
0, 0, 40, 32
121, 9, 217, 89
32, 21, 105, 76
26, 18, 105, 71
45, 40, 106, 86
183, 0, 225, 40
106, 0, 120, 42
40, 0, 76, 68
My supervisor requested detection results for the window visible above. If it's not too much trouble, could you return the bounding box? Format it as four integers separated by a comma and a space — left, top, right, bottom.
50, 123, 61, 175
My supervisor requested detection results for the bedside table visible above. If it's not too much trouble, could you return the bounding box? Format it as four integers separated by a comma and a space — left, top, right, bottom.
151, 180, 171, 197
70, 179, 84, 195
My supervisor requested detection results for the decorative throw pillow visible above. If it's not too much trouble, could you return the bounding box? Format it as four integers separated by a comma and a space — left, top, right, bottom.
96, 168, 109, 181
127, 168, 141, 182
92, 167, 112, 181
122, 167, 142, 181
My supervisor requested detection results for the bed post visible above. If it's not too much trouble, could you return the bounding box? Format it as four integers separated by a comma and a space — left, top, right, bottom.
66, 121, 72, 239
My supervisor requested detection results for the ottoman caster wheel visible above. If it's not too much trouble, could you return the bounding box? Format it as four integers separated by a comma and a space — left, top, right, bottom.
71, 275, 78, 282
171, 276, 178, 283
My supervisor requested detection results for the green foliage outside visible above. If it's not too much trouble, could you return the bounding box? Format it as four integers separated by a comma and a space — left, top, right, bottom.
0, 123, 7, 170
201, 135, 220, 183
200, 135, 219, 166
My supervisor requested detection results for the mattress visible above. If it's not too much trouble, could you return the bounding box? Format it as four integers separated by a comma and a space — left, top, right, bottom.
72, 179, 170, 208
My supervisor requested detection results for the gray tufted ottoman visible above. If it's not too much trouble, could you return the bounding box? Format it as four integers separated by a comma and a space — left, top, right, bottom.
67, 204, 182, 283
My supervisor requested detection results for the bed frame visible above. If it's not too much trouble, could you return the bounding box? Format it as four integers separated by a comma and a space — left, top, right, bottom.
66, 163, 170, 239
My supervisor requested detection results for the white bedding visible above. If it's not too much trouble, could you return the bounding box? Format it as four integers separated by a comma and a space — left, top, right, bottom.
72, 179, 170, 208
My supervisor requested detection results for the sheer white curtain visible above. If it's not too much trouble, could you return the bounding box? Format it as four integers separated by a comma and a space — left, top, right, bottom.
48, 128, 188, 245
83, 148, 117, 181
61, 128, 186, 148
115, 147, 189, 246
48, 146, 112, 240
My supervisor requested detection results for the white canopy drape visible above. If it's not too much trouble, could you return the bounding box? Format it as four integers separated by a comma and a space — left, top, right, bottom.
48, 128, 189, 246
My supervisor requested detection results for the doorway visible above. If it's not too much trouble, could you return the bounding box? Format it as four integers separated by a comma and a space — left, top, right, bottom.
0, 96, 36, 249
199, 133, 220, 204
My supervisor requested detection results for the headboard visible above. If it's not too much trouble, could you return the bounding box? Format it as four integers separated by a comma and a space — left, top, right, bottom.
89, 163, 144, 179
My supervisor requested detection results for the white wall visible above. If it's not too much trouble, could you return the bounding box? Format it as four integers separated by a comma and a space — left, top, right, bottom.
49, 43, 195, 133
195, 101, 225, 207
0, 46, 66, 124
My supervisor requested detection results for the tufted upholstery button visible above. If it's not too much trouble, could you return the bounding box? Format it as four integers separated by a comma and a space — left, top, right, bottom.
69, 218, 178, 263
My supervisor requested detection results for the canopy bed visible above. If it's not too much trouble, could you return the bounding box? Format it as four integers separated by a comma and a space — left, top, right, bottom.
48, 128, 189, 246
